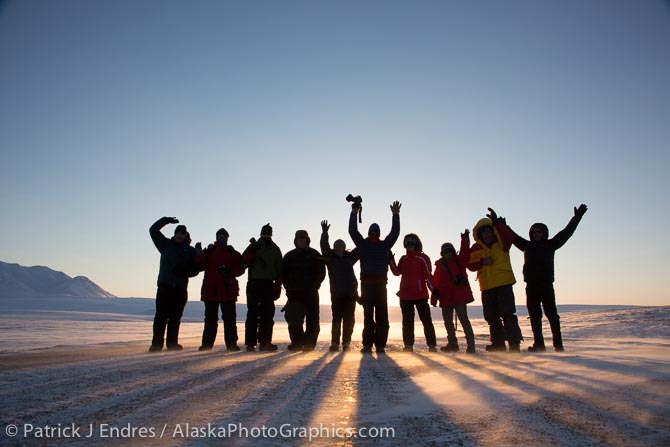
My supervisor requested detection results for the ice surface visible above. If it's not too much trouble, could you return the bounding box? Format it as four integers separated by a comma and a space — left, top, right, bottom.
0, 298, 668, 446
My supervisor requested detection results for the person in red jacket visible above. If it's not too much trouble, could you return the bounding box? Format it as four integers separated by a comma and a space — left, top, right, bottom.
195, 228, 245, 351
389, 233, 437, 352
431, 230, 476, 354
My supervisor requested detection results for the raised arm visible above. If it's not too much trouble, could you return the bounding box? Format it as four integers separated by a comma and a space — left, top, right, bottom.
348, 210, 365, 246
149, 216, 178, 252
507, 224, 529, 252
551, 204, 588, 250
384, 201, 401, 249
457, 229, 472, 264
320, 220, 332, 258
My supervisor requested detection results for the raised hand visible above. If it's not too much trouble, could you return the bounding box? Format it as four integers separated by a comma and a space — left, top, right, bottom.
390, 201, 402, 214
195, 242, 203, 255
321, 220, 330, 233
486, 208, 498, 222
574, 204, 588, 218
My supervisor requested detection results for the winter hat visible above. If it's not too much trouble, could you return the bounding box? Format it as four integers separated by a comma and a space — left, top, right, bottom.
294, 230, 310, 247
529, 223, 549, 240
333, 239, 346, 250
174, 225, 187, 235
260, 223, 273, 237
216, 228, 229, 239
368, 223, 380, 236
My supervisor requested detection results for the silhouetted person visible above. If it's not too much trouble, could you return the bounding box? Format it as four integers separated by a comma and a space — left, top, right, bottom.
507, 204, 588, 352
468, 208, 523, 353
149, 216, 198, 352
320, 220, 359, 352
282, 230, 326, 352
349, 200, 401, 354
389, 233, 437, 352
242, 224, 283, 351
195, 228, 245, 352
432, 230, 476, 354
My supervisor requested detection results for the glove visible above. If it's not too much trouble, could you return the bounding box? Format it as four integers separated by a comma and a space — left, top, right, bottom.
164, 216, 179, 224
351, 202, 362, 212
432, 289, 440, 299
486, 208, 500, 224
321, 220, 330, 233
430, 296, 438, 307
273, 282, 282, 300
574, 204, 588, 218
390, 201, 402, 214
462, 229, 470, 238
194, 242, 203, 255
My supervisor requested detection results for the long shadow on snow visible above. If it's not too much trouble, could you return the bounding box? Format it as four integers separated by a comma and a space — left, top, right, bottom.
420, 353, 666, 446
354, 353, 472, 446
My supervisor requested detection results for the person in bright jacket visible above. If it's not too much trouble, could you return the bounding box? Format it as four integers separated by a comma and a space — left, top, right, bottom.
468, 208, 523, 352
431, 230, 476, 354
242, 223, 283, 352
507, 204, 588, 353
149, 216, 199, 352
282, 230, 326, 352
320, 220, 360, 352
195, 228, 245, 352
389, 233, 437, 352
349, 200, 401, 354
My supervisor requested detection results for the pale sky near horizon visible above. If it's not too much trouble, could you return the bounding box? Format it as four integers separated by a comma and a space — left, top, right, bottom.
1, 0, 668, 306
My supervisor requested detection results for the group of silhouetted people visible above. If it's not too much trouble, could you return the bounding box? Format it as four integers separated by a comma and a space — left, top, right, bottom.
148, 198, 587, 355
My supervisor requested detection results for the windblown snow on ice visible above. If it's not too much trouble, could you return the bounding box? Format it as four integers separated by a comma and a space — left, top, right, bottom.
0, 302, 668, 446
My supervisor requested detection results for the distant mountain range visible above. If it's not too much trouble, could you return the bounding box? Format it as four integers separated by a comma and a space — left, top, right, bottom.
0, 261, 116, 298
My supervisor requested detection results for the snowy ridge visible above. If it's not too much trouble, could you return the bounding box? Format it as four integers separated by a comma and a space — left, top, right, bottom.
0, 261, 115, 298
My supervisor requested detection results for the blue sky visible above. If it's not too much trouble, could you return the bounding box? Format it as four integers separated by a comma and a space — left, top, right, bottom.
1, 0, 668, 306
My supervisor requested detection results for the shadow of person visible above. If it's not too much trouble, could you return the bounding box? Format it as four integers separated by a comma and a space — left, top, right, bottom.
354, 352, 472, 445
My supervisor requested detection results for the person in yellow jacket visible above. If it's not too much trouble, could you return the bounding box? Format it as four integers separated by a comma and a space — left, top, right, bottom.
468, 208, 523, 352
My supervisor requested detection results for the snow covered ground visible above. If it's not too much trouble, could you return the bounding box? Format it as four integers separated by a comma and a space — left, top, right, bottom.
0, 305, 668, 446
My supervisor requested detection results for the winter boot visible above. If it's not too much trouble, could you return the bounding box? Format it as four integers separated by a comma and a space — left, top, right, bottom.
166, 344, 183, 351
528, 344, 546, 353
485, 343, 506, 352
403, 346, 414, 352
198, 345, 213, 351
329, 344, 340, 352
342, 343, 351, 352
259, 343, 278, 352
246, 345, 256, 352
441, 342, 459, 352
287, 344, 304, 352
549, 317, 564, 352
148, 345, 163, 353
428, 346, 438, 352
227, 345, 241, 352
466, 345, 476, 354
508, 343, 521, 353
